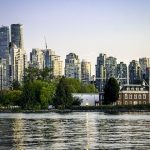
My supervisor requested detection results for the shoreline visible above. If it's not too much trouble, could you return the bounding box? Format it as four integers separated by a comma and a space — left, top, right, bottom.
0, 108, 150, 113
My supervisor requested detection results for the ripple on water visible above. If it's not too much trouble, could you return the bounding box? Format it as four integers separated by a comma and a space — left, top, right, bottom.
0, 112, 150, 149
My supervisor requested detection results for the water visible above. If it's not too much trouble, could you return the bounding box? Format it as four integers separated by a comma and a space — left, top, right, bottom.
0, 112, 150, 150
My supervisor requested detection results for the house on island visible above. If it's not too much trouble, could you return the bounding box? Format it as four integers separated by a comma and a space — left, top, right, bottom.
99, 84, 150, 105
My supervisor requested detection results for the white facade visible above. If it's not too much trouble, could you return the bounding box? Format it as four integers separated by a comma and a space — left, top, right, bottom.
65, 53, 81, 79
81, 60, 91, 84
72, 93, 99, 106
0, 58, 8, 89
10, 45, 26, 83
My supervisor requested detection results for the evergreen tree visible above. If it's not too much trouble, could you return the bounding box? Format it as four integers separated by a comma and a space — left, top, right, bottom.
104, 77, 119, 105
53, 77, 73, 109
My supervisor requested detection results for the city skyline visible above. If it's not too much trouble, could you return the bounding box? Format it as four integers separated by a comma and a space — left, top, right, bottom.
1, 0, 150, 74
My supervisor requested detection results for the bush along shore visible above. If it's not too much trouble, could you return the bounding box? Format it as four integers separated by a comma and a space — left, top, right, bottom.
0, 104, 150, 113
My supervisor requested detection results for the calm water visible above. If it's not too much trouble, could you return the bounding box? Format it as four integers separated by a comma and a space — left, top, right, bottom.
0, 112, 150, 150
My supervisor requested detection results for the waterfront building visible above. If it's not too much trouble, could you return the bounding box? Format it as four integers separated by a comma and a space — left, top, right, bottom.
99, 84, 149, 105
117, 84, 149, 105
0, 26, 10, 59
30, 48, 44, 69
81, 60, 91, 84
65, 53, 81, 79
117, 62, 127, 85
11, 24, 24, 50
129, 60, 141, 84
95, 53, 106, 92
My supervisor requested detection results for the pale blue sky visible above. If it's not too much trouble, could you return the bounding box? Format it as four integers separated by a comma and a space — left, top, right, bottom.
1, 0, 150, 74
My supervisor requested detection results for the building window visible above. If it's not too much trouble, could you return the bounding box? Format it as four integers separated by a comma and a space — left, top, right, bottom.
131, 87, 134, 91
125, 101, 128, 105
118, 101, 121, 105
143, 101, 146, 104
129, 101, 132, 105
125, 94, 128, 99
134, 94, 137, 99
143, 94, 146, 99
127, 88, 130, 91
134, 101, 138, 105
136, 88, 139, 91
139, 101, 141, 104
138, 94, 141, 99
140, 88, 143, 91
129, 94, 132, 99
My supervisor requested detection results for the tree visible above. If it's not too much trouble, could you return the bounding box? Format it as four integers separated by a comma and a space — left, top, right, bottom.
53, 77, 73, 109
104, 77, 119, 105
11, 80, 21, 90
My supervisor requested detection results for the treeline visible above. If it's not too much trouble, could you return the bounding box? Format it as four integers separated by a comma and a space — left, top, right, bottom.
0, 67, 98, 110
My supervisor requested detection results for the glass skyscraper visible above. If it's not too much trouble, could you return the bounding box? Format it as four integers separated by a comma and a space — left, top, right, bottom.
11, 24, 24, 50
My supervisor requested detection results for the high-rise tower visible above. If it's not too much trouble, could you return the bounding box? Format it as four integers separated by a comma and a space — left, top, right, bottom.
0, 26, 10, 59
11, 24, 24, 50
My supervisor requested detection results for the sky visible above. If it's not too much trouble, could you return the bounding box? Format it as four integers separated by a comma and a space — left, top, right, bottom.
0, 0, 150, 74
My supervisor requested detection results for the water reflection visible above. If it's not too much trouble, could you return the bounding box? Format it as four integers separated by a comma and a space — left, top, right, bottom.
0, 112, 150, 149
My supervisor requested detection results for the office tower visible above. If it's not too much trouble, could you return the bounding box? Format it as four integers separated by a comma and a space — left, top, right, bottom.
106, 56, 117, 79
0, 26, 10, 59
95, 53, 106, 92
11, 24, 24, 50
0, 58, 7, 90
129, 60, 141, 84
81, 60, 91, 84
30, 48, 44, 69
139, 57, 150, 80
44, 49, 62, 77
117, 62, 127, 85
65, 53, 81, 79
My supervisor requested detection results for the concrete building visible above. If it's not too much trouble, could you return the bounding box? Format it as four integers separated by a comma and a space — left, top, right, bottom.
139, 57, 150, 80
0, 58, 8, 90
9, 44, 26, 83
81, 60, 91, 84
106, 56, 117, 79
0, 26, 10, 59
49, 54, 63, 77
44, 49, 62, 77
65, 53, 81, 79
129, 60, 141, 84
95, 53, 106, 92
117, 62, 127, 86
11, 24, 24, 50
30, 48, 44, 69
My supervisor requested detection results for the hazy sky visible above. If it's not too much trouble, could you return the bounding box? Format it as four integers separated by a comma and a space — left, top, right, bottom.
1, 0, 150, 74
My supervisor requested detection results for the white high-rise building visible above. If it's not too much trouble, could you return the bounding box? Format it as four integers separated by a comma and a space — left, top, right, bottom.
0, 58, 7, 89
9, 44, 26, 83
65, 53, 81, 79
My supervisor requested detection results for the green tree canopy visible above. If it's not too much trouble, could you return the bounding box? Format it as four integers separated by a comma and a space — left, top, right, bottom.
104, 77, 119, 105
53, 77, 73, 109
